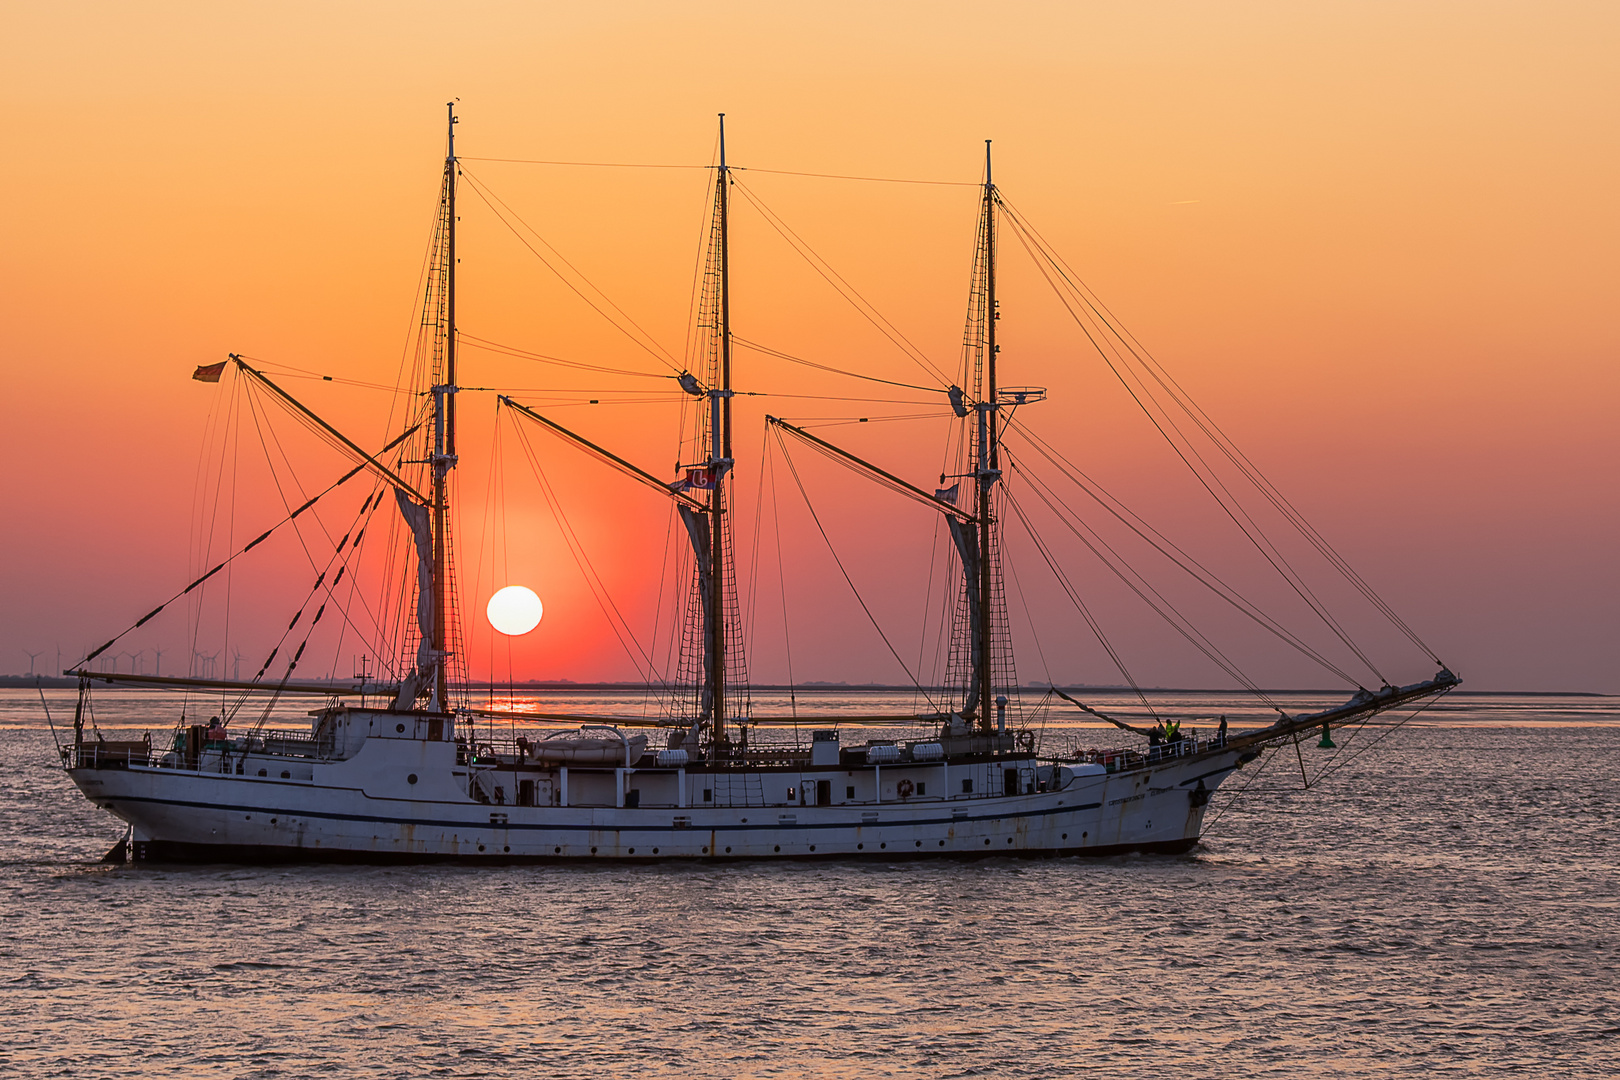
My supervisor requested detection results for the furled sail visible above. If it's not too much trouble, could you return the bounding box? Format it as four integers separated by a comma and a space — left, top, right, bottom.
946, 515, 983, 713
394, 489, 435, 709
677, 505, 713, 717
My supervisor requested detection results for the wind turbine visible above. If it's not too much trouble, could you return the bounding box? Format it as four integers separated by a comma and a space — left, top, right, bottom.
153, 647, 164, 677
23, 649, 43, 678
232, 647, 245, 681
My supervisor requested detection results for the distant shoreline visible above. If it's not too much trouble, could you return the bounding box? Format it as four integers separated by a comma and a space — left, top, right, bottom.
0, 675, 1609, 697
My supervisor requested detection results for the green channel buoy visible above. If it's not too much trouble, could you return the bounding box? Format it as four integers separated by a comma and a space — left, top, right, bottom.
1317, 723, 1335, 749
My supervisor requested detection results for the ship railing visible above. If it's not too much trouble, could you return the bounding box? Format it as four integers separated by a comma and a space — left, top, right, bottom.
1072, 734, 1223, 773
73, 740, 154, 770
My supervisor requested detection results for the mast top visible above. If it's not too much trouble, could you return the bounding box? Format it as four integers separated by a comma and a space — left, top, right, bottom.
719, 112, 727, 172
447, 101, 458, 160
985, 139, 992, 187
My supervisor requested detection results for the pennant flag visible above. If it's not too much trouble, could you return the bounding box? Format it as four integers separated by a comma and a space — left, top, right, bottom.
192, 361, 227, 383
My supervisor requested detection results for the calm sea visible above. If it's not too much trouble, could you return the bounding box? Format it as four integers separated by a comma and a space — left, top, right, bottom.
2, 688, 1616, 1078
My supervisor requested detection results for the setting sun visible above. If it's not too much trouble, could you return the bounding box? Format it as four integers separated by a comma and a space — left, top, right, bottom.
486, 585, 543, 636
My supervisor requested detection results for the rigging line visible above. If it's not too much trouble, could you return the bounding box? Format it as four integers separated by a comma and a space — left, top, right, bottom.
1007, 463, 1277, 708
1004, 421, 1362, 686
767, 439, 799, 718
1003, 209, 1424, 668
460, 167, 679, 369
458, 334, 670, 380
774, 431, 938, 709
1000, 482, 1159, 722
1310, 690, 1453, 786
231, 355, 401, 393
732, 336, 946, 394
1000, 216, 1385, 685
1002, 523, 1054, 688
76, 405, 399, 669
792, 413, 940, 428
240, 388, 395, 652
459, 156, 708, 169
743, 420, 769, 664
1197, 741, 1279, 837
998, 201, 1441, 663
729, 176, 953, 387
458, 169, 682, 373
226, 443, 394, 726
507, 416, 670, 692
472, 396, 501, 695
737, 165, 978, 187
750, 393, 938, 405
462, 389, 687, 400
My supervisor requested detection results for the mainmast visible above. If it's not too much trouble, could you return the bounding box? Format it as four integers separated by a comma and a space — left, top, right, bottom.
430, 102, 460, 711
974, 140, 1000, 734
710, 113, 734, 749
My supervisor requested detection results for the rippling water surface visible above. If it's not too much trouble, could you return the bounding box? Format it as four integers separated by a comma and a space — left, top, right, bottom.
2, 689, 1617, 1078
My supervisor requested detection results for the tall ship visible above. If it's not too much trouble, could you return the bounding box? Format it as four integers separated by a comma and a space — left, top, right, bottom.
59, 110, 1458, 863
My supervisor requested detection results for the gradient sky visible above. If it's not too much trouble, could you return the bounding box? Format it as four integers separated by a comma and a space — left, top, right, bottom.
3, 2, 1616, 693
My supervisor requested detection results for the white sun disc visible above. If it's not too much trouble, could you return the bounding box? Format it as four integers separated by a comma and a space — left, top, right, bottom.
486, 585, 544, 636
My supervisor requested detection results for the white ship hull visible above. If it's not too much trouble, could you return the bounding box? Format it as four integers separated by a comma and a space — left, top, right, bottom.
68, 712, 1248, 863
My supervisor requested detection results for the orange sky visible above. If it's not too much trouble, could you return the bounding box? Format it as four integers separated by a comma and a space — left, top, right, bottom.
4, 2, 1617, 692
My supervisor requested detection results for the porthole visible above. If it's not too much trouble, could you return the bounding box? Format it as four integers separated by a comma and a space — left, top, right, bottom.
773, 845, 780, 853
1007, 837, 1013, 844
880, 842, 887, 849
590, 846, 598, 854
1062, 833, 1068, 840
938, 840, 945, 847
809, 845, 816, 852
652, 848, 659, 855
396, 723, 405, 733
702, 846, 709, 854
270, 818, 278, 824
257, 769, 266, 777
725, 846, 732, 854
628, 848, 635, 854
984, 838, 991, 845
503, 846, 510, 853
1082, 831, 1088, 838
407, 773, 418, 785
554, 846, 561, 854
477, 844, 485, 852
915, 840, 922, 847
280, 771, 290, 779
857, 843, 864, 850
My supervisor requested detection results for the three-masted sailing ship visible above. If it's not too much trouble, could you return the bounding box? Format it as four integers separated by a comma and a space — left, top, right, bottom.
61, 109, 1459, 863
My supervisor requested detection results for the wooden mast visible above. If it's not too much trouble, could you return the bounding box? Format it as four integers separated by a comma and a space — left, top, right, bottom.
431, 102, 459, 711
710, 113, 732, 750
975, 140, 999, 733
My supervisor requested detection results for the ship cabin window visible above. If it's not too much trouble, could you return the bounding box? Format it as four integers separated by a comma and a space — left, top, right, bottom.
846, 786, 855, 800
786, 785, 797, 802
962, 778, 973, 794
916, 782, 926, 796
703, 788, 712, 803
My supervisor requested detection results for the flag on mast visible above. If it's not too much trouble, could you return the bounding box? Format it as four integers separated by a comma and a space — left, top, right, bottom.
192, 361, 227, 383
